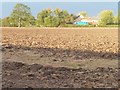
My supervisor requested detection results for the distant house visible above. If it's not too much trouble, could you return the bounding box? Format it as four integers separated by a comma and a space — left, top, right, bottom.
74, 15, 98, 26
74, 22, 89, 25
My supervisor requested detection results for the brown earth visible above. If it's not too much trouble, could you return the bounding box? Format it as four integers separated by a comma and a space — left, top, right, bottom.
1, 27, 119, 88
2, 61, 119, 88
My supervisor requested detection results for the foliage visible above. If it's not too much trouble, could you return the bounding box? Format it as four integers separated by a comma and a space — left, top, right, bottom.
1, 3, 118, 27
98, 25, 118, 27
44, 16, 52, 27
1, 17, 17, 27
36, 8, 52, 27
113, 16, 118, 24
64, 24, 95, 27
36, 8, 75, 27
11, 3, 34, 27
0, 18, 1, 27
79, 11, 88, 17
51, 17, 60, 27
98, 10, 114, 25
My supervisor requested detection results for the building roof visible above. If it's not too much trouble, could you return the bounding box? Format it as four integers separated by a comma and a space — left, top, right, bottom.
74, 16, 98, 22
74, 15, 99, 25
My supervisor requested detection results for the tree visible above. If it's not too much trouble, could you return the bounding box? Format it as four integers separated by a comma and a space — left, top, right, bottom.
64, 14, 74, 24
98, 10, 114, 25
36, 8, 75, 27
118, 9, 120, 25
2, 17, 15, 27
79, 11, 88, 17
54, 9, 74, 25
51, 17, 60, 27
0, 18, 1, 27
36, 14, 44, 27
44, 16, 52, 27
36, 8, 52, 27
11, 3, 33, 27
23, 15, 35, 27
54, 8, 62, 17
114, 16, 118, 24
61, 10, 69, 24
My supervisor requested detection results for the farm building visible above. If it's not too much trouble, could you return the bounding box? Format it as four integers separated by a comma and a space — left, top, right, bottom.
74, 22, 89, 25
74, 15, 98, 25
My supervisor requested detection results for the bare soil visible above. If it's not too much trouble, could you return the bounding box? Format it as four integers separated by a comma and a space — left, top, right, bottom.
2, 61, 118, 88
1, 27, 119, 88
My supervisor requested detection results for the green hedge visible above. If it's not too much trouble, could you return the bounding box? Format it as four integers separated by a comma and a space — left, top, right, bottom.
63, 24, 95, 27
64, 24, 118, 27
97, 25, 118, 27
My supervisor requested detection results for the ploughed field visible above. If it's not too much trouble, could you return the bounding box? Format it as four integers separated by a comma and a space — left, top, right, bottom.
2, 27, 119, 88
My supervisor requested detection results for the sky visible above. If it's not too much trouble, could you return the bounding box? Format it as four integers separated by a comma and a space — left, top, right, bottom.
1, 2, 118, 19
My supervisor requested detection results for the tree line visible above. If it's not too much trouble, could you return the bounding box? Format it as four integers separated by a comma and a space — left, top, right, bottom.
0, 3, 118, 27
